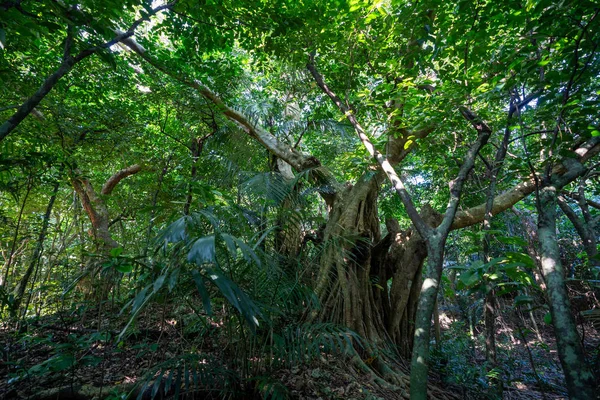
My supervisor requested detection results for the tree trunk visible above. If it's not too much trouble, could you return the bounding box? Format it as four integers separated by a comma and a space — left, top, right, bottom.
537, 186, 596, 399
313, 175, 437, 355
557, 195, 598, 269
72, 165, 141, 252
410, 236, 444, 400
72, 176, 119, 251
13, 180, 59, 312
2, 176, 33, 289
184, 136, 206, 215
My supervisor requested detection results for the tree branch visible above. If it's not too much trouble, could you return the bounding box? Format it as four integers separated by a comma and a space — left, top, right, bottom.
306, 55, 431, 237
0, 2, 174, 142
122, 38, 344, 197
436, 107, 493, 234
451, 136, 600, 230
101, 164, 142, 195
562, 190, 600, 210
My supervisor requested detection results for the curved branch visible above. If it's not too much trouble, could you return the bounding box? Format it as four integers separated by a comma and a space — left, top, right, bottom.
307, 55, 431, 237
452, 136, 600, 230
0, 3, 174, 142
101, 164, 142, 195
122, 38, 344, 196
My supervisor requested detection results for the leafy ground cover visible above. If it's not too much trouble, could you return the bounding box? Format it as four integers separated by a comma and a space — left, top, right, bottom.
3, 298, 596, 399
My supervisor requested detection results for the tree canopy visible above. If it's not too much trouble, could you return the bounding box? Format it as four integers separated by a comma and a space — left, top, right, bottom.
1, 0, 599, 399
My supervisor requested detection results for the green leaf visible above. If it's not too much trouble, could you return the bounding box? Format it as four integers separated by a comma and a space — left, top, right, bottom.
543, 312, 552, 325
497, 236, 528, 247
153, 274, 166, 293
458, 269, 481, 288
206, 268, 261, 330
168, 268, 179, 292
514, 295, 534, 306
192, 270, 212, 315
188, 235, 216, 265
114, 263, 133, 273
110, 247, 124, 257
96, 48, 117, 70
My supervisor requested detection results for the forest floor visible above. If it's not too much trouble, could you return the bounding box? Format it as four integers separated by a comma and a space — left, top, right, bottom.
1, 302, 598, 400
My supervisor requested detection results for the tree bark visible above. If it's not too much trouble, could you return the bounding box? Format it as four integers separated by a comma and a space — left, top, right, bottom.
13, 179, 59, 312
410, 236, 444, 399
557, 195, 598, 268
1, 175, 33, 289
538, 185, 596, 399
72, 165, 142, 251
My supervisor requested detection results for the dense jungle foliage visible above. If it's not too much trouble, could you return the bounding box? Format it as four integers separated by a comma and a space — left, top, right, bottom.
1, 0, 599, 399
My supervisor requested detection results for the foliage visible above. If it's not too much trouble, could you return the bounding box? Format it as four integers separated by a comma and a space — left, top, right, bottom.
1, 0, 599, 398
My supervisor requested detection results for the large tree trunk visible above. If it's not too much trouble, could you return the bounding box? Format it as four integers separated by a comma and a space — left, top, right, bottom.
537, 186, 596, 399
313, 175, 441, 355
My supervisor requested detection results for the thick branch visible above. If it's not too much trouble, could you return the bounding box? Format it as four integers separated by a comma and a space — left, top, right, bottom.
0, 3, 174, 142
307, 56, 431, 237
562, 191, 600, 210
101, 164, 142, 195
452, 136, 600, 230
557, 196, 589, 243
437, 107, 493, 234
122, 40, 343, 197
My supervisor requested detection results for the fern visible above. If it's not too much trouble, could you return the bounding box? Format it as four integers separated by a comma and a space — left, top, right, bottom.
254, 376, 290, 400
132, 353, 240, 400
270, 323, 362, 368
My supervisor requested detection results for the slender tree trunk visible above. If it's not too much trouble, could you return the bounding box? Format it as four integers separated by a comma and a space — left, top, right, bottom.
72, 165, 141, 251
481, 102, 515, 388
13, 180, 59, 311
484, 289, 497, 362
557, 195, 598, 268
2, 176, 33, 288
410, 236, 444, 400
184, 137, 203, 215
144, 155, 172, 257
72, 177, 119, 251
537, 186, 595, 399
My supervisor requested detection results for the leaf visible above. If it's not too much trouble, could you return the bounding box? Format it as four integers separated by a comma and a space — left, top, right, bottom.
50, 354, 75, 372
114, 263, 133, 273
110, 247, 124, 257
496, 236, 528, 247
192, 270, 212, 315
132, 286, 150, 313
514, 295, 534, 306
168, 268, 180, 292
504, 252, 535, 269
544, 312, 552, 325
159, 216, 189, 244
232, 236, 261, 266
188, 235, 216, 265
458, 269, 481, 288
96, 48, 117, 70
206, 268, 261, 330
221, 233, 238, 257
153, 274, 166, 293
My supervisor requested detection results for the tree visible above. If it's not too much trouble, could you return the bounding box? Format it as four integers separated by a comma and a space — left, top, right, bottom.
1, 0, 599, 398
